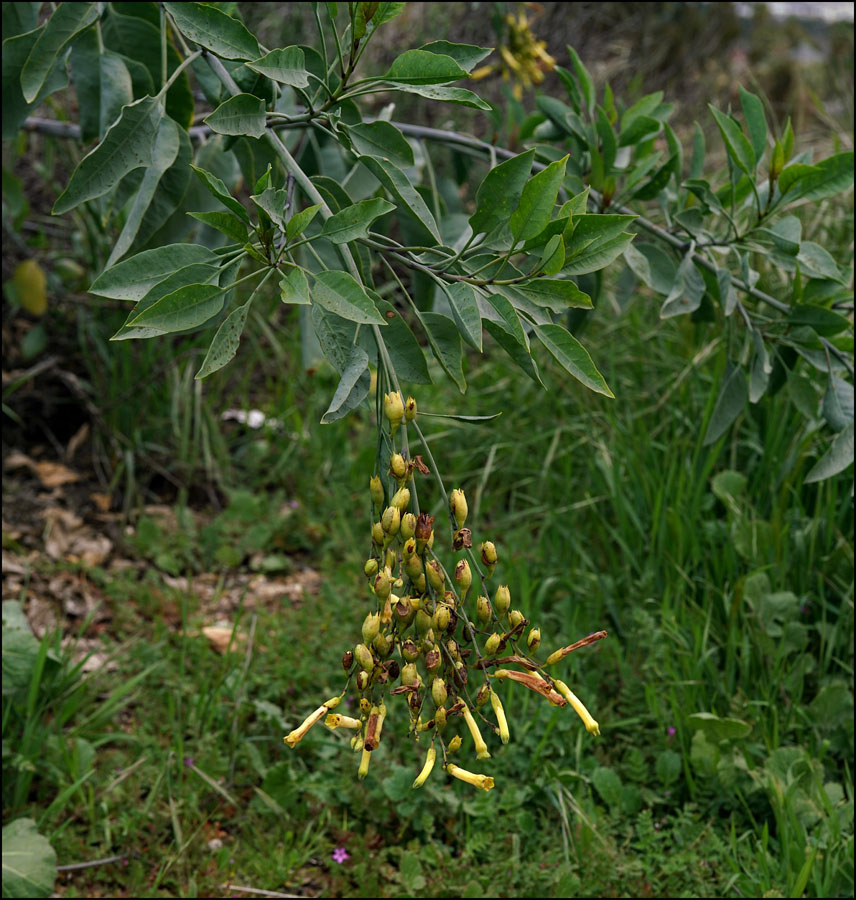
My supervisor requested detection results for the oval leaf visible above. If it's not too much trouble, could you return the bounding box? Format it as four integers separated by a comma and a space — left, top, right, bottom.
204, 93, 267, 139
90, 244, 218, 301
196, 299, 252, 379
311, 270, 386, 325
246, 46, 309, 87
164, 2, 260, 60
319, 198, 396, 244
321, 346, 371, 423
533, 323, 614, 398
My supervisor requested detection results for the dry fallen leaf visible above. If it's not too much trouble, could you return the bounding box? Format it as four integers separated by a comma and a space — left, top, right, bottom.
202, 623, 246, 654
90, 492, 112, 513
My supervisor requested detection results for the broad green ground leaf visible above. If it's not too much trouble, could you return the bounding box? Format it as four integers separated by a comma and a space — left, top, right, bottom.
321, 345, 371, 423
246, 46, 309, 87
53, 96, 163, 215
344, 121, 414, 167
106, 117, 181, 267
311, 270, 386, 324
469, 149, 535, 236
805, 421, 854, 483
111, 262, 221, 340
509, 156, 568, 243
386, 83, 491, 110
421, 311, 466, 392
709, 105, 755, 174
280, 268, 310, 305
320, 198, 396, 244
372, 296, 432, 384
204, 93, 266, 139
195, 298, 251, 379
822, 375, 854, 432
384, 48, 468, 85
441, 282, 482, 352
738, 85, 767, 163
126, 283, 225, 332
2, 26, 70, 140
703, 363, 748, 445
189, 211, 249, 244
534, 323, 614, 398
518, 278, 592, 311
164, 2, 260, 59
418, 41, 492, 71
20, 2, 98, 102
90, 244, 217, 300
358, 156, 440, 244
483, 318, 543, 386
190, 164, 251, 222
2, 818, 57, 899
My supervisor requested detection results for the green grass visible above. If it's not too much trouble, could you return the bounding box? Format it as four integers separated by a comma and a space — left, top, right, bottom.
3, 283, 852, 898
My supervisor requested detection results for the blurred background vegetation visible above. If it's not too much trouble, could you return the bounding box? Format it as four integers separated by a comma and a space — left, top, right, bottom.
2, 2, 853, 898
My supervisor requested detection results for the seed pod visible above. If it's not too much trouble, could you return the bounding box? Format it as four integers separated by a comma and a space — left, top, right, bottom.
455, 560, 472, 597
408, 690, 422, 714
384, 391, 404, 428
434, 706, 447, 730
424, 648, 441, 672
480, 541, 498, 568
508, 608, 525, 629
453, 661, 468, 687
433, 603, 451, 633
412, 574, 426, 593
404, 396, 417, 422
402, 638, 420, 662
387, 659, 400, 680
401, 662, 420, 687
371, 521, 385, 546
402, 537, 417, 558
446, 639, 461, 661
356, 670, 370, 691
400, 512, 417, 541
362, 612, 380, 644
415, 609, 433, 636
370, 475, 384, 507
475, 683, 491, 707
395, 596, 414, 628
431, 677, 448, 707
494, 585, 511, 619
385, 549, 397, 572
527, 627, 541, 653
391, 487, 410, 512
390, 452, 407, 481
453, 528, 472, 551
426, 560, 445, 593
374, 569, 392, 600
354, 642, 374, 672
373, 631, 392, 657
414, 513, 434, 553
364, 558, 379, 579
421, 628, 436, 648
449, 489, 468, 529
477, 595, 492, 624
381, 505, 400, 537
342, 649, 354, 671
448, 735, 462, 753
484, 632, 501, 655
360, 698, 371, 714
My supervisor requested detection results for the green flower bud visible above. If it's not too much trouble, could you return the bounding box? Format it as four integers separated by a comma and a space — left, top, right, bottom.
431, 677, 448, 707
455, 559, 472, 598
415, 608, 433, 636
374, 569, 392, 599
371, 521, 385, 546
434, 705, 447, 730
508, 608, 525, 629
426, 560, 445, 593
401, 662, 420, 686
350, 733, 364, 751
364, 558, 379, 578
372, 631, 391, 657
527, 627, 541, 652
384, 391, 404, 428
405, 553, 423, 581
402, 638, 420, 662
476, 595, 492, 624
400, 512, 417, 541
390, 452, 407, 480
381, 505, 401, 537
362, 612, 380, 644
370, 475, 384, 507
390, 487, 410, 512
448, 735, 462, 753
404, 396, 417, 422
480, 541, 497, 577
355, 642, 374, 672
494, 585, 511, 618
449, 489, 468, 529
484, 632, 502, 655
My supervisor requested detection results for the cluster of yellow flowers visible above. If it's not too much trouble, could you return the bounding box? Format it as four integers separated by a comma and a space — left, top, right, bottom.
472, 6, 557, 100
284, 392, 606, 790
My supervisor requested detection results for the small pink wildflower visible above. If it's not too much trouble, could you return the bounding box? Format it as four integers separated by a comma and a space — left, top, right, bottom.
667, 726, 676, 736
332, 847, 349, 864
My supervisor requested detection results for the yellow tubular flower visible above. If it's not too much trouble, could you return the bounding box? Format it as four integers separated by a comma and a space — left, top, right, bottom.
461, 704, 491, 759
412, 745, 436, 788
325, 713, 362, 730
446, 763, 495, 791
358, 747, 372, 779
284, 704, 327, 748
490, 690, 509, 744
553, 679, 600, 736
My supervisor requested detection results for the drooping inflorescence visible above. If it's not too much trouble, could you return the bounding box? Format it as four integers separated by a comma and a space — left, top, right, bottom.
284, 392, 607, 790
